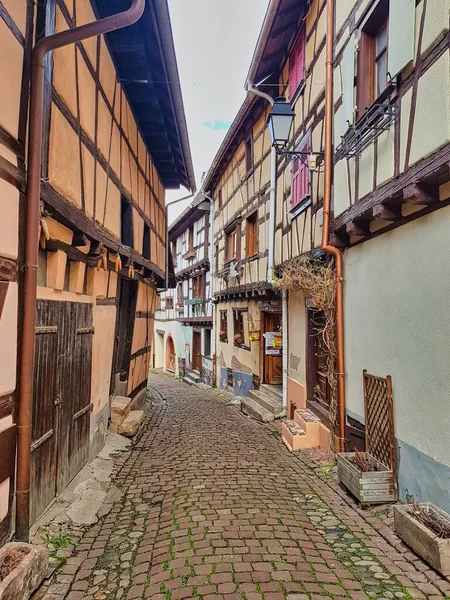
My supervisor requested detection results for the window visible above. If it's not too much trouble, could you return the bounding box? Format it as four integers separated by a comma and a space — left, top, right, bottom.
171, 241, 177, 265
215, 243, 219, 273
188, 226, 194, 250
245, 137, 253, 175
233, 309, 250, 349
289, 27, 306, 99
143, 223, 150, 260
192, 274, 205, 299
121, 195, 134, 247
225, 222, 241, 262
245, 211, 258, 257
357, 0, 389, 117
204, 329, 211, 358
219, 310, 228, 342
177, 282, 184, 309
166, 297, 174, 309
291, 136, 311, 211
218, 188, 222, 209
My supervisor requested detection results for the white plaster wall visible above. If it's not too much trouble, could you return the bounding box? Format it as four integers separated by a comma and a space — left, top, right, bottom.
344, 206, 450, 468
287, 291, 307, 385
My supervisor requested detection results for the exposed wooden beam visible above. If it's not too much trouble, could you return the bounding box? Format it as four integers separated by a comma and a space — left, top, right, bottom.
72, 232, 89, 247
372, 204, 400, 221
329, 232, 347, 248
331, 142, 450, 231
346, 221, 369, 236
403, 182, 437, 205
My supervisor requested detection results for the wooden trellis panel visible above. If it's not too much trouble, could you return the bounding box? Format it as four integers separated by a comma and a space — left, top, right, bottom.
363, 370, 397, 479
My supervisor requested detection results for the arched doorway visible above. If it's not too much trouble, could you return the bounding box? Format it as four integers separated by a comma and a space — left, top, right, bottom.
166, 336, 176, 373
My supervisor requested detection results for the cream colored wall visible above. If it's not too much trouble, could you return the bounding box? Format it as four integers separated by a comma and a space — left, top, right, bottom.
215, 300, 261, 376
287, 291, 307, 386
344, 205, 450, 468
334, 0, 450, 219
276, 0, 325, 266
91, 306, 116, 415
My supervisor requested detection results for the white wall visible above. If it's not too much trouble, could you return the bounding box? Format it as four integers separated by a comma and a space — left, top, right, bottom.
344, 206, 450, 469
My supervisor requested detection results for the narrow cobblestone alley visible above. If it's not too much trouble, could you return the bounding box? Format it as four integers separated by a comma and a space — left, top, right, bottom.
39, 373, 450, 600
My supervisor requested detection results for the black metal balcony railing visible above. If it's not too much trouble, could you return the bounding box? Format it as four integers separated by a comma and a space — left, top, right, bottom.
335, 102, 398, 160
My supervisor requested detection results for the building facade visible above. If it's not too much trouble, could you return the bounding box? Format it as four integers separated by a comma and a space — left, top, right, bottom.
0, 0, 194, 542
204, 0, 329, 438
330, 0, 450, 511
154, 195, 214, 386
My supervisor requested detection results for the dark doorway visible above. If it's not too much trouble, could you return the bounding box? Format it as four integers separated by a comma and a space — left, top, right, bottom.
121, 196, 134, 247
306, 308, 331, 423
192, 331, 202, 372
112, 276, 138, 391
264, 312, 282, 385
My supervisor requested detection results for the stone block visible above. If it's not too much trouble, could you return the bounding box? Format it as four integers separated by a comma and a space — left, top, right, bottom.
0, 542, 48, 600
110, 396, 131, 425
117, 410, 144, 437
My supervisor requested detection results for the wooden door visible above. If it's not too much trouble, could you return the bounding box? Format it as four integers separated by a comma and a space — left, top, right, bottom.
31, 300, 93, 524
112, 277, 138, 389
306, 308, 331, 418
264, 313, 282, 385
192, 331, 202, 372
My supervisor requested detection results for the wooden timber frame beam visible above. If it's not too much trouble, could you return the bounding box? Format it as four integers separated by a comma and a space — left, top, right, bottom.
41, 182, 164, 284
331, 142, 450, 246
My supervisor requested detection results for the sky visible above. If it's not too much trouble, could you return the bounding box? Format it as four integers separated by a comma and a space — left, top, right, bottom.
166, 0, 269, 222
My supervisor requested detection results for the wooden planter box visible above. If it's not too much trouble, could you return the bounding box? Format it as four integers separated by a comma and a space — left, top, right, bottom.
337, 452, 397, 505
394, 503, 450, 576
0, 543, 48, 600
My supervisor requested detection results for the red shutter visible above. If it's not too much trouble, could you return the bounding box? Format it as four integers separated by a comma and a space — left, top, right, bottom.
291, 156, 300, 208
289, 29, 305, 99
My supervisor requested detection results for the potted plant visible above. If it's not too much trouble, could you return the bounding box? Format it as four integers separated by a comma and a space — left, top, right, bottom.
0, 542, 48, 600
393, 503, 450, 576
337, 450, 397, 505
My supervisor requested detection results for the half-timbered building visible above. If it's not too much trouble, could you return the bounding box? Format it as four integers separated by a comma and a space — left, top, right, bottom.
204, 0, 331, 447
154, 194, 214, 386
331, 0, 450, 510
0, 0, 194, 542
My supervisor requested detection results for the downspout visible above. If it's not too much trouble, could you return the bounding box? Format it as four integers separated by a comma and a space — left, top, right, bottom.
16, 0, 146, 542
322, 0, 346, 453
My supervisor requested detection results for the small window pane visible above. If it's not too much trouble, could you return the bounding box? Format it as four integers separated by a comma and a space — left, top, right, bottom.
376, 23, 388, 55
376, 52, 388, 95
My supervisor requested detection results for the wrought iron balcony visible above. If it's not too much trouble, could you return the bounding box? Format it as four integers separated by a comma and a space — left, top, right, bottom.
335, 102, 398, 160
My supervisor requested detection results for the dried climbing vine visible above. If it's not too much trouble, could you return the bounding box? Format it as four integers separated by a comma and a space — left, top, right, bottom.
274, 254, 338, 449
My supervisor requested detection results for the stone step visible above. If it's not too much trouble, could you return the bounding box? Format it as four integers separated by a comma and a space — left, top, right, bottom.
117, 410, 145, 437
183, 371, 202, 384
241, 397, 275, 423
294, 408, 321, 446
248, 389, 282, 415
260, 384, 283, 401
281, 419, 306, 452
110, 396, 132, 426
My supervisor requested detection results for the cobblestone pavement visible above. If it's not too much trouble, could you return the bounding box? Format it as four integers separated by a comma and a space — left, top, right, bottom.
37, 373, 450, 600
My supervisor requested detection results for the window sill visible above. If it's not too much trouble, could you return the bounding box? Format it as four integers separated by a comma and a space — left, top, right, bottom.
245, 253, 258, 262
234, 342, 251, 351
290, 195, 312, 220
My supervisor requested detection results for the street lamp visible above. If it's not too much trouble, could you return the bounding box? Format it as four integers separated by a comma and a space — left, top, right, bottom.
267, 97, 295, 152
267, 97, 324, 168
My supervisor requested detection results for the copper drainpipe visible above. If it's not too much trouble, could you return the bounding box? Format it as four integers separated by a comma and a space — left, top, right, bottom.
16, 0, 145, 541
322, 0, 346, 453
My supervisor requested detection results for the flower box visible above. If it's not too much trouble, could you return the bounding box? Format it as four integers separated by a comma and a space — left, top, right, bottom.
393, 503, 450, 576
337, 452, 397, 505
0, 542, 48, 600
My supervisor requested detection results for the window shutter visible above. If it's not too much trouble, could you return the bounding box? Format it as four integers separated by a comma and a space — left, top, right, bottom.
341, 36, 356, 129
298, 30, 305, 83
388, 0, 415, 77
291, 156, 300, 207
